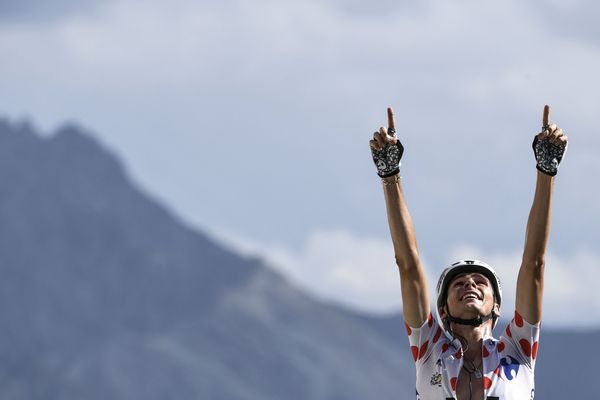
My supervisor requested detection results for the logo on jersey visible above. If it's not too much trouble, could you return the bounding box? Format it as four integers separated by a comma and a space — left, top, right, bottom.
430, 372, 442, 386
499, 356, 520, 380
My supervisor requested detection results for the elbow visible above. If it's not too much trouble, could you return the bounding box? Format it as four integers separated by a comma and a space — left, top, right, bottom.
395, 250, 420, 271
522, 251, 546, 269
521, 256, 545, 280
522, 255, 546, 269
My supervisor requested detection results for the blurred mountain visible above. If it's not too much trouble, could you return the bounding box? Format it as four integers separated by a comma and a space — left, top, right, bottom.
0, 118, 416, 399
0, 117, 595, 399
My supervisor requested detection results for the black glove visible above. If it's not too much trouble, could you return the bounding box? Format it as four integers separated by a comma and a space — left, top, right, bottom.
532, 134, 568, 176
371, 128, 404, 178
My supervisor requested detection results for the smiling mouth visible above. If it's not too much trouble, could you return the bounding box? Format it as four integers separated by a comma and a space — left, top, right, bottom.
460, 293, 482, 301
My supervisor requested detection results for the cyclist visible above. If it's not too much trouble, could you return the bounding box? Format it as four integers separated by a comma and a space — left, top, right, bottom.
369, 105, 568, 399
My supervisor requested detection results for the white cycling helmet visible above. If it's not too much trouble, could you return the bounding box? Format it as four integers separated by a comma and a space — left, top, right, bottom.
435, 259, 502, 333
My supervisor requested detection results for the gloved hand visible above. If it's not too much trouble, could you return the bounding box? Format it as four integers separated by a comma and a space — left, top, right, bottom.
532, 105, 568, 176
370, 107, 404, 178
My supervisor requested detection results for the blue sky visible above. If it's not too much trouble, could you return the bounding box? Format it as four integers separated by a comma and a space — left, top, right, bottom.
1, 0, 599, 327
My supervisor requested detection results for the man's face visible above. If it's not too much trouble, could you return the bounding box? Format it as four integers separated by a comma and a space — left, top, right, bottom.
441, 272, 499, 320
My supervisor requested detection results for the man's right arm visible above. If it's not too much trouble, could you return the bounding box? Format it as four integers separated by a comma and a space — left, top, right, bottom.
370, 107, 430, 328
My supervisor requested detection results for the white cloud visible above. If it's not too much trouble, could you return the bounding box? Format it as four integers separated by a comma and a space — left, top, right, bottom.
4, 0, 600, 123
215, 228, 600, 328
211, 227, 426, 314
448, 245, 600, 328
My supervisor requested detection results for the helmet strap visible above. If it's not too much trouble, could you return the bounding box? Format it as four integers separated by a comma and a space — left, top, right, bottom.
443, 293, 500, 329
446, 312, 496, 327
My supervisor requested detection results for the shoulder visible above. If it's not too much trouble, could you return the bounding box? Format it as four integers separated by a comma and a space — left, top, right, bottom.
406, 312, 451, 363
497, 310, 541, 368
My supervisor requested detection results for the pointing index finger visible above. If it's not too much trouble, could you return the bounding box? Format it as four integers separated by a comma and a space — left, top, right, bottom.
387, 107, 396, 131
543, 105, 550, 127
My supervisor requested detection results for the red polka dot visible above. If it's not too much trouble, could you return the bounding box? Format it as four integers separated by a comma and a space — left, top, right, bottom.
532, 341, 539, 359
442, 343, 449, 353
515, 311, 524, 327
411, 346, 418, 361
405, 322, 412, 336
505, 325, 512, 338
427, 313, 433, 327
483, 346, 490, 357
519, 339, 532, 357
418, 341, 429, 360
483, 377, 492, 389
454, 350, 462, 359
433, 327, 442, 343
497, 341, 505, 352
450, 377, 458, 391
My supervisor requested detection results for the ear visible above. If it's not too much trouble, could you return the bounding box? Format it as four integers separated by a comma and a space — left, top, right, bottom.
493, 303, 500, 317
438, 306, 447, 319
439, 305, 452, 331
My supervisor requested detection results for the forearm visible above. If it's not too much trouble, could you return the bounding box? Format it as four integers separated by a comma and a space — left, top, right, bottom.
522, 171, 554, 263
382, 175, 420, 265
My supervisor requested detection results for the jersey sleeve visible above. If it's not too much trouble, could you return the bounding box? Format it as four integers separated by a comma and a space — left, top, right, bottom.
405, 312, 444, 363
501, 310, 541, 369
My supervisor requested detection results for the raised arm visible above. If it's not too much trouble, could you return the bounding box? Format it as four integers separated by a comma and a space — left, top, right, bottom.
516, 105, 568, 324
370, 107, 430, 328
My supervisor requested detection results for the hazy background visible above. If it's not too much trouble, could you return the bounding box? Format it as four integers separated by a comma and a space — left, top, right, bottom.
1, 0, 598, 327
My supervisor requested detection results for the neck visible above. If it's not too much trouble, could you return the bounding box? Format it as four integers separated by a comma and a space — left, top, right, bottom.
450, 322, 493, 361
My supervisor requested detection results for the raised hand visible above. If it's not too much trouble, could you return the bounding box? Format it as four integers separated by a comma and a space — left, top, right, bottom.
532, 105, 568, 176
369, 107, 404, 177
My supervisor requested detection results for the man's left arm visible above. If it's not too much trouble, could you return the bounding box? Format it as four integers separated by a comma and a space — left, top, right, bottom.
516, 105, 568, 325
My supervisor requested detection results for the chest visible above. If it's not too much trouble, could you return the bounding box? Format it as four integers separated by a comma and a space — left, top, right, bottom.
416, 338, 535, 400
456, 366, 484, 400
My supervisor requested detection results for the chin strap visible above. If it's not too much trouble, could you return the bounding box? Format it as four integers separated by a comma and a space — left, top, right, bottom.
446, 311, 496, 327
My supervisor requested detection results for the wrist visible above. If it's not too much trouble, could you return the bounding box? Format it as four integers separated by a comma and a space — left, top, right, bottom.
536, 169, 554, 179
381, 174, 400, 185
